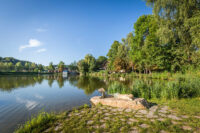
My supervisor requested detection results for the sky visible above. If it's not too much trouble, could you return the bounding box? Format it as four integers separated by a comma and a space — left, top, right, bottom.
0, 0, 152, 66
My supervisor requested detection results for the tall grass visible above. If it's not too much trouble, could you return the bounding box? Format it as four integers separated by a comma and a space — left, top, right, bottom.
15, 112, 55, 133
107, 77, 200, 100
108, 82, 131, 94
132, 78, 200, 100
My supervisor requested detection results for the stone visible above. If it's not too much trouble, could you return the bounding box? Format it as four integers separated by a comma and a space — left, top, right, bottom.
54, 124, 62, 131
139, 124, 149, 128
159, 113, 167, 117
157, 118, 165, 122
167, 115, 182, 120
87, 120, 93, 125
125, 108, 133, 112
128, 129, 139, 133
104, 117, 110, 120
104, 113, 111, 116
149, 105, 158, 112
98, 88, 106, 98
129, 118, 139, 122
171, 121, 178, 124
90, 96, 150, 110
114, 93, 134, 101
182, 125, 192, 130
160, 130, 168, 133
194, 116, 200, 119
100, 123, 106, 128
138, 110, 148, 115
135, 115, 143, 118
181, 115, 189, 119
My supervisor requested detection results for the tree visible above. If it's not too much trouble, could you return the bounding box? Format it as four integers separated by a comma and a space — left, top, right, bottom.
129, 15, 162, 73
25, 62, 30, 71
107, 41, 121, 71
96, 56, 107, 70
77, 59, 89, 75
58, 61, 65, 72
84, 54, 96, 72
16, 62, 22, 71
38, 64, 44, 72
68, 61, 78, 71
48, 62, 55, 71
114, 44, 130, 72
145, 0, 200, 71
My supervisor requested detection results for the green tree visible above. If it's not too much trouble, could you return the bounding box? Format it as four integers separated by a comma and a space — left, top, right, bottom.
58, 61, 65, 72
77, 59, 89, 75
68, 61, 78, 71
84, 54, 96, 72
16, 62, 22, 71
114, 44, 130, 72
107, 41, 121, 71
48, 62, 55, 71
38, 64, 44, 72
129, 15, 161, 73
145, 0, 200, 71
96, 56, 107, 70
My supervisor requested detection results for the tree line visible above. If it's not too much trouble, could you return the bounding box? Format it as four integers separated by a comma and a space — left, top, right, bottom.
77, 0, 200, 74
0, 57, 67, 73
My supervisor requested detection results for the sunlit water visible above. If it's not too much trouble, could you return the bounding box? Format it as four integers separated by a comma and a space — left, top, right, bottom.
0, 75, 107, 133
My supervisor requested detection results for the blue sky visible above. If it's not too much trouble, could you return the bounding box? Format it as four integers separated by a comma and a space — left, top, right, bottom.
0, 0, 152, 66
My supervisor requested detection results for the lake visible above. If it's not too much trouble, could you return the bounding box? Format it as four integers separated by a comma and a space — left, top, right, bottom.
1, 74, 196, 133
0, 75, 108, 133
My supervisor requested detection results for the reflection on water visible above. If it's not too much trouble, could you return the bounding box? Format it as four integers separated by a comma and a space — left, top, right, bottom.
0, 74, 110, 133
0, 75, 107, 94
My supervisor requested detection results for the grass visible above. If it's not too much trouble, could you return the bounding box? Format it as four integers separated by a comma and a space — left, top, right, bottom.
15, 112, 56, 133
15, 100, 200, 133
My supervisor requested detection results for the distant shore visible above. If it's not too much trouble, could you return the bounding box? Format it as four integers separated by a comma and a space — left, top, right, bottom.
0, 72, 54, 75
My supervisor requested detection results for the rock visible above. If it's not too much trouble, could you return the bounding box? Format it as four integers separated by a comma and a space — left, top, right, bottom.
125, 108, 133, 112
194, 116, 200, 119
139, 124, 149, 128
114, 93, 134, 101
138, 110, 148, 115
157, 118, 165, 121
90, 96, 149, 110
119, 77, 126, 81
149, 105, 158, 112
167, 115, 182, 120
182, 125, 192, 130
98, 88, 106, 98
87, 120, 93, 125
181, 115, 189, 119
160, 130, 168, 133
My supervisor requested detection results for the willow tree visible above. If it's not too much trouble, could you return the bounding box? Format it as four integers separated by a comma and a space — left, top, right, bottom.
145, 0, 200, 71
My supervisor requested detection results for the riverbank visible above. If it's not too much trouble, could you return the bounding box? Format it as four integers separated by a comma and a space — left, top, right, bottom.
0, 72, 54, 75
89, 70, 200, 80
15, 98, 200, 133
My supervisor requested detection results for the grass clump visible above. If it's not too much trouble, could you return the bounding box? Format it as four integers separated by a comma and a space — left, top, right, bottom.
15, 112, 56, 133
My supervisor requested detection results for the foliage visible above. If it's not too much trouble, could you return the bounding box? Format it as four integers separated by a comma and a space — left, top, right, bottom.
96, 56, 107, 70
68, 61, 78, 71
77, 54, 96, 74
48, 62, 55, 71
15, 112, 56, 133
58, 61, 65, 72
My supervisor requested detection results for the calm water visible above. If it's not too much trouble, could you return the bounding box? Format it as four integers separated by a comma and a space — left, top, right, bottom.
0, 75, 108, 133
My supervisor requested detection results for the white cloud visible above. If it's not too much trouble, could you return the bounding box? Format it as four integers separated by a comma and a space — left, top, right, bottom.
35, 94, 44, 99
36, 28, 47, 32
19, 39, 42, 52
16, 97, 38, 110
36, 48, 46, 53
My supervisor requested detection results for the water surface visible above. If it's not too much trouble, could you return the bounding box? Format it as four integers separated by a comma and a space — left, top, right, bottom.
0, 75, 106, 133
